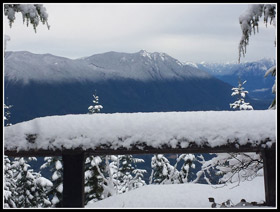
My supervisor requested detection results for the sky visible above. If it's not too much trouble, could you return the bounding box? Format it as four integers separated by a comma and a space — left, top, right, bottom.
3, 3, 276, 63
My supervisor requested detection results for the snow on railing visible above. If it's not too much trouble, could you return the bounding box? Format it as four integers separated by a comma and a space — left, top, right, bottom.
4, 110, 276, 208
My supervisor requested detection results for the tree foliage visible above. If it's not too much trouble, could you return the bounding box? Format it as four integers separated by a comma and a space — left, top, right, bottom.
238, 4, 276, 109
88, 91, 103, 114
4, 4, 50, 32
238, 4, 276, 62
4, 157, 52, 208
40, 157, 63, 207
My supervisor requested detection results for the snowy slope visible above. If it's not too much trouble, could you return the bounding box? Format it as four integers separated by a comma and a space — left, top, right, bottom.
4, 50, 211, 84
86, 176, 266, 208
80, 50, 211, 81
4, 51, 119, 83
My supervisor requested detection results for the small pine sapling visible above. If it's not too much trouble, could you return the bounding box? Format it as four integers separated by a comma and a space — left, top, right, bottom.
230, 79, 253, 110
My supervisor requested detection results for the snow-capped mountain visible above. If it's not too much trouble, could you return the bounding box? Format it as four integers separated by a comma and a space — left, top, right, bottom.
191, 58, 275, 76
184, 58, 275, 100
4, 50, 211, 84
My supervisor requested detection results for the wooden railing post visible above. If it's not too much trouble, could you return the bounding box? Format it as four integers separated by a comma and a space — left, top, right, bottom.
261, 149, 276, 207
62, 152, 85, 207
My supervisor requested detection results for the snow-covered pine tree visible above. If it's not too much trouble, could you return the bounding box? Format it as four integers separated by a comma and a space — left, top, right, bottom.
130, 158, 147, 189
85, 92, 106, 203
32, 172, 53, 207
102, 155, 119, 197
116, 155, 134, 193
4, 105, 52, 208
149, 154, 176, 184
117, 155, 147, 193
229, 79, 253, 110
4, 104, 17, 208
4, 103, 13, 126
238, 4, 276, 109
177, 154, 196, 183
4, 4, 50, 32
88, 91, 103, 114
85, 155, 119, 200
12, 157, 52, 208
4, 156, 17, 208
40, 157, 63, 207
84, 156, 105, 204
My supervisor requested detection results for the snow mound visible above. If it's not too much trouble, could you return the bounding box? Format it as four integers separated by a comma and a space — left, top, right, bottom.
86, 176, 265, 208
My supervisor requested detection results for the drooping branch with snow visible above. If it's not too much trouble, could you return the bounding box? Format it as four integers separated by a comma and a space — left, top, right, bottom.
4, 4, 50, 32
193, 152, 263, 187
238, 4, 276, 109
238, 4, 276, 63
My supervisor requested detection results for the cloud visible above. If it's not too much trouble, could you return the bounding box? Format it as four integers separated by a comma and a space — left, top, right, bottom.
252, 88, 270, 92
4, 3, 276, 63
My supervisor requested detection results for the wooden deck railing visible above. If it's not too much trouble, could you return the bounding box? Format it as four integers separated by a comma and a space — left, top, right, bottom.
4, 139, 276, 208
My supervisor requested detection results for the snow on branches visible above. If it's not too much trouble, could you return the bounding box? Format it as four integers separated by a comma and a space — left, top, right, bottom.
230, 79, 253, 110
4, 4, 50, 32
264, 66, 276, 109
194, 152, 263, 188
238, 4, 276, 63
88, 92, 103, 114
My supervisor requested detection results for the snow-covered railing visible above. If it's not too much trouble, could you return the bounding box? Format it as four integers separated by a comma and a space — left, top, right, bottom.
4, 111, 276, 208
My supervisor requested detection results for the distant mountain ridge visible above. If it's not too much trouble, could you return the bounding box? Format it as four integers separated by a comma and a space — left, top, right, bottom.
188, 58, 275, 76
185, 58, 275, 100
4, 50, 211, 84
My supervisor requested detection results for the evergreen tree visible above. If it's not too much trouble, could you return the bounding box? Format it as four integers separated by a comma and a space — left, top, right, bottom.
85, 92, 106, 203
4, 103, 16, 207
40, 157, 63, 207
12, 157, 52, 208
117, 155, 147, 193
117, 155, 134, 193
88, 91, 103, 114
149, 154, 176, 184
101, 155, 119, 198
4, 156, 17, 208
177, 154, 196, 183
84, 156, 105, 204
230, 79, 253, 110
130, 158, 147, 189
4, 102, 13, 126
